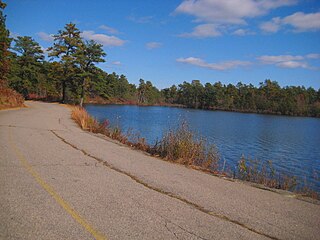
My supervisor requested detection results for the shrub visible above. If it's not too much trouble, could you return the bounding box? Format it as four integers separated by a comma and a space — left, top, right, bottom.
0, 86, 24, 110
152, 122, 220, 170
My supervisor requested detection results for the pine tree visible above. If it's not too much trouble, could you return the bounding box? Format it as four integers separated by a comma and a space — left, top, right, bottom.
10, 36, 44, 97
74, 40, 106, 107
48, 23, 82, 103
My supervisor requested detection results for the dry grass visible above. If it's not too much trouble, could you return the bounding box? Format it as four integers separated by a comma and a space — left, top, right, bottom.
71, 106, 131, 144
234, 157, 319, 199
151, 122, 220, 171
235, 156, 297, 191
71, 106, 107, 134
0, 86, 24, 110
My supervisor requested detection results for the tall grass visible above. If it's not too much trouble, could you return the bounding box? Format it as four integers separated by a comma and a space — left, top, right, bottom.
152, 122, 220, 171
71, 106, 319, 199
235, 156, 297, 191
0, 86, 24, 110
71, 106, 107, 134
71, 106, 130, 144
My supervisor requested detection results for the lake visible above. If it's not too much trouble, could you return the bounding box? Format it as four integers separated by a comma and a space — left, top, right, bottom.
85, 104, 320, 192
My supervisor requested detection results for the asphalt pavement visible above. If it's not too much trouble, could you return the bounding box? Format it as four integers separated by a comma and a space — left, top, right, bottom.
0, 101, 319, 240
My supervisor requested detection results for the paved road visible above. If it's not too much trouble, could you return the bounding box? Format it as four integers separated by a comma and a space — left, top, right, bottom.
0, 101, 319, 240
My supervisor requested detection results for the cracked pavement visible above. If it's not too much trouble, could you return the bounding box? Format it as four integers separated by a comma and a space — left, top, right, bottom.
0, 101, 319, 240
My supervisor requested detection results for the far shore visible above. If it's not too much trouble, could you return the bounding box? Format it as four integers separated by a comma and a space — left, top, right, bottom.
85, 98, 320, 119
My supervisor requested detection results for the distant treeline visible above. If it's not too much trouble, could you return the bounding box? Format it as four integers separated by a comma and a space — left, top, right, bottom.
162, 80, 320, 117
1, 0, 319, 117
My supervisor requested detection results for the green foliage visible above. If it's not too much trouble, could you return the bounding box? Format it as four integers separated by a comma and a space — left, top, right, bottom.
9, 36, 44, 97
48, 23, 83, 103
0, 0, 11, 85
162, 79, 320, 117
12, 36, 44, 61
138, 79, 161, 104
49, 23, 82, 60
88, 71, 137, 101
74, 40, 106, 106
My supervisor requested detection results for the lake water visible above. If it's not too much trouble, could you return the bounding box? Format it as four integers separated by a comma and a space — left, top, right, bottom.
85, 104, 320, 192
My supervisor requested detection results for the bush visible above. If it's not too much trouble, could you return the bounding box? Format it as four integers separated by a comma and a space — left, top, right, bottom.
0, 86, 24, 110
152, 122, 220, 170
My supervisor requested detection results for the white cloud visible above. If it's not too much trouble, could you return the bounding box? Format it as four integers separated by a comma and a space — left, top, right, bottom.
277, 61, 309, 69
37, 32, 54, 42
260, 17, 282, 33
146, 42, 162, 49
177, 54, 319, 71
261, 11, 320, 33
177, 57, 251, 70
257, 54, 319, 69
283, 12, 320, 32
111, 61, 121, 65
232, 28, 254, 36
175, 0, 296, 25
306, 54, 320, 59
258, 55, 304, 63
232, 29, 246, 36
179, 24, 221, 38
99, 25, 119, 35
81, 31, 125, 47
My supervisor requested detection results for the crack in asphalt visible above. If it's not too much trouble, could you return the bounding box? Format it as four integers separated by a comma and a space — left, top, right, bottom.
0, 124, 66, 132
134, 197, 208, 240
51, 130, 280, 240
164, 221, 179, 240
161, 213, 209, 240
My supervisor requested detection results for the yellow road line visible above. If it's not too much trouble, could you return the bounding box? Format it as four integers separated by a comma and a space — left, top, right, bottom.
8, 129, 107, 240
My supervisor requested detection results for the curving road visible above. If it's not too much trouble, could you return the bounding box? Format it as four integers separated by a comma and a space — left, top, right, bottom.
0, 101, 319, 240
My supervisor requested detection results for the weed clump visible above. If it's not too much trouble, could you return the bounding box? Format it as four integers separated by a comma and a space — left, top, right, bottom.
235, 156, 297, 190
152, 122, 220, 171
71, 107, 136, 145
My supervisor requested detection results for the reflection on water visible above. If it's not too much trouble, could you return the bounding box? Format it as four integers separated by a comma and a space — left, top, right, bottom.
85, 104, 320, 192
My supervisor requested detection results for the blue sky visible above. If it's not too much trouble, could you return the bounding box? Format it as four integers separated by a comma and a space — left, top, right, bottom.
5, 0, 320, 89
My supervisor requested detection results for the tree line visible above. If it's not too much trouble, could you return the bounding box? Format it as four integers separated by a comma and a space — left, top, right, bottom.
1, 0, 320, 116
9, 23, 106, 107
162, 80, 320, 117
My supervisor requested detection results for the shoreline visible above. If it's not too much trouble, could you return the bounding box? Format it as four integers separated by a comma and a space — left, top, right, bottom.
73, 104, 320, 199
83, 126, 320, 205
85, 99, 320, 119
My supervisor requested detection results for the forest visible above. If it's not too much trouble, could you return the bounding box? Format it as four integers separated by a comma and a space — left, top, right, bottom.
1, 1, 320, 116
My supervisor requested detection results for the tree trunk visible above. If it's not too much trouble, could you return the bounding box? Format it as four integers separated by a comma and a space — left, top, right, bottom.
79, 77, 86, 107
80, 97, 84, 108
62, 80, 66, 103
